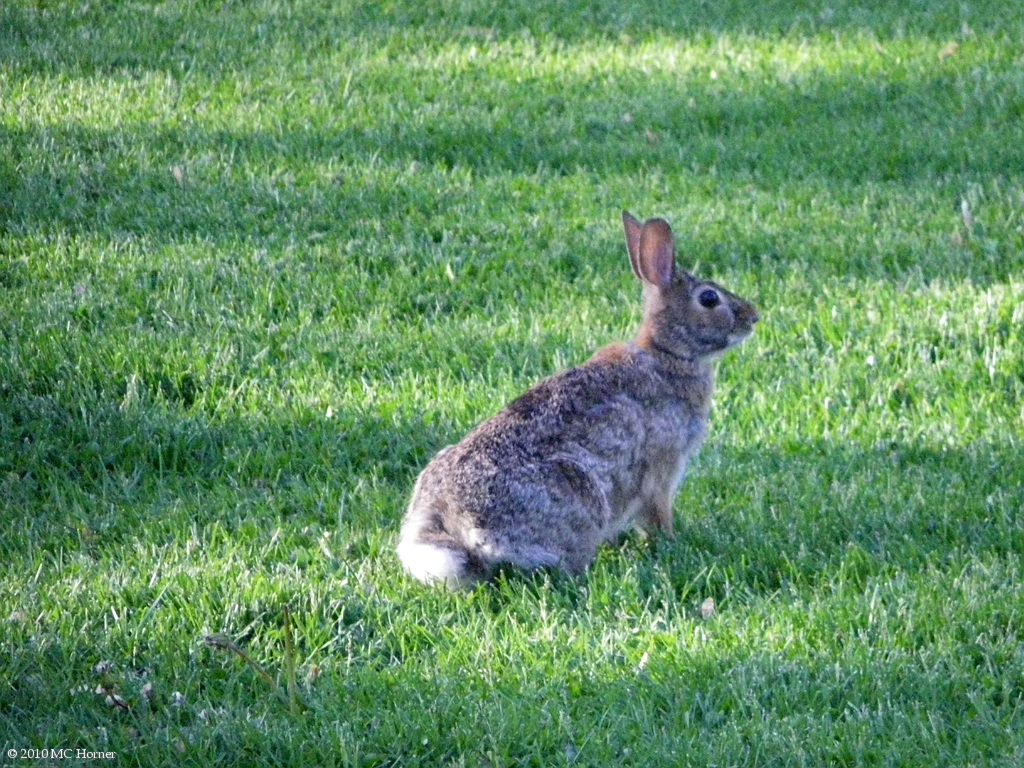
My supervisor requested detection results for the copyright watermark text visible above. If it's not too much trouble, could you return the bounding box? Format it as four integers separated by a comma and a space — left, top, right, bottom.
6, 748, 116, 761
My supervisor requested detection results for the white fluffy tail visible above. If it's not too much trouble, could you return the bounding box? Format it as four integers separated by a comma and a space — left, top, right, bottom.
396, 536, 473, 589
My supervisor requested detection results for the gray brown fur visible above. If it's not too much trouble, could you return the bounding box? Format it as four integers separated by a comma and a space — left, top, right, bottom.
397, 212, 759, 588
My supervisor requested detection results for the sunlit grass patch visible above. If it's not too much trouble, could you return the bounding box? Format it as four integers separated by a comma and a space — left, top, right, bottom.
1, 0, 1022, 764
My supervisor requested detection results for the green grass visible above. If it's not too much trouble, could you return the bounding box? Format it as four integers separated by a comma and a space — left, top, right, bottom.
2, 0, 1023, 765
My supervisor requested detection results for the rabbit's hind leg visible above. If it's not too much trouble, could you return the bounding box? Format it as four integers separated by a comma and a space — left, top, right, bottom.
484, 531, 599, 576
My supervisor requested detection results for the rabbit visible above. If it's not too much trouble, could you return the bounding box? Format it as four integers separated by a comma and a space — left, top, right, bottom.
397, 211, 759, 589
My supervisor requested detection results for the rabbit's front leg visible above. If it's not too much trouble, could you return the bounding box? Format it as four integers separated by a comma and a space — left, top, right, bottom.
636, 498, 675, 539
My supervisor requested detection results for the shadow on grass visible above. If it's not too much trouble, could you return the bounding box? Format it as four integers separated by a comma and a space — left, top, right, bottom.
10, 355, 1020, 604
324, 648, 1021, 766
5, 580, 1020, 765
3, 2, 1024, 283
0, 384, 443, 560
3, 68, 1023, 284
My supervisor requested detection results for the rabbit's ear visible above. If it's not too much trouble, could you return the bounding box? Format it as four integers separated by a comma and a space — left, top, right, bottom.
622, 211, 643, 281
637, 218, 676, 289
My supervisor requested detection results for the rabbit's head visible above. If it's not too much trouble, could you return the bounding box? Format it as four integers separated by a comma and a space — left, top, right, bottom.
624, 212, 759, 361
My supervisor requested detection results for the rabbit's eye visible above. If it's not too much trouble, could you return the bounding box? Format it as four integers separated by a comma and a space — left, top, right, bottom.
698, 289, 720, 308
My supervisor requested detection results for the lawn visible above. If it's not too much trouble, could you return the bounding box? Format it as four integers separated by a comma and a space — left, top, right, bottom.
1, 0, 1023, 765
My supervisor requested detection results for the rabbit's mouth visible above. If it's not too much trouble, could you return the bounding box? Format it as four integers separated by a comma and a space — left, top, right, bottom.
726, 328, 755, 347
727, 310, 759, 347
